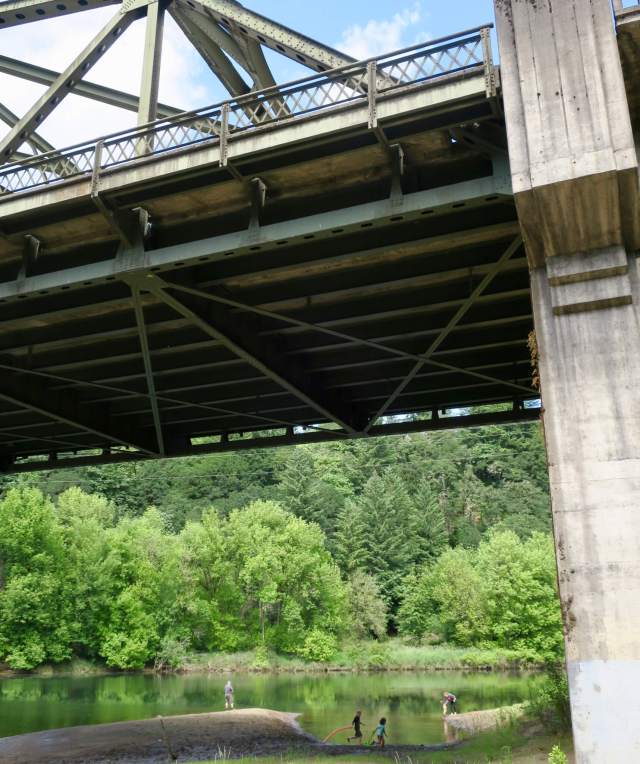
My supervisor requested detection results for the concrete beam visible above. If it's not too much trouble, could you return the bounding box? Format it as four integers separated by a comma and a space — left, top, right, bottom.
496, 1, 640, 761
496, 0, 640, 267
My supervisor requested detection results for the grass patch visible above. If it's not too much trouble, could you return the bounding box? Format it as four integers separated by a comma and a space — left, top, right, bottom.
182, 640, 530, 674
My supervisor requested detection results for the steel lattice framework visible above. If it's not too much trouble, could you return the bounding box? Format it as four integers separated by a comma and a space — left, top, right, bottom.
0, 0, 543, 472
0, 0, 361, 165
0, 0, 492, 192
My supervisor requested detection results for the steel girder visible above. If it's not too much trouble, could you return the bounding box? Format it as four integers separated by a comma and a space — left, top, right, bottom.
143, 274, 366, 435
0, 0, 120, 28
181, 0, 353, 72
6, 409, 540, 472
0, 179, 513, 301
0, 101, 54, 155
0, 6, 143, 160
0, 0, 356, 167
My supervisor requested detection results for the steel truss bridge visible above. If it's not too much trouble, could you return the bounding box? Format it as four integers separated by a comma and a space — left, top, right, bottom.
0, 0, 545, 471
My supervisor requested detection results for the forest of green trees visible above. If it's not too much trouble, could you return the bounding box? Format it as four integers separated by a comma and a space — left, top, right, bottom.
0, 423, 564, 672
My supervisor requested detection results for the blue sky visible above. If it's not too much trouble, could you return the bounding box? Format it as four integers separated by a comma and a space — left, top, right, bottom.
0, 0, 497, 148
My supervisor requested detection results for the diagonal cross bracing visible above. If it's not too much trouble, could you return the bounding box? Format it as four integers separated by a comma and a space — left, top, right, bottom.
145, 275, 364, 434
160, 280, 536, 400
0, 364, 159, 455
185, 0, 354, 72
130, 287, 165, 456
0, 102, 54, 155
170, 7, 253, 97
364, 235, 524, 429
0, 7, 142, 161
0, 54, 182, 117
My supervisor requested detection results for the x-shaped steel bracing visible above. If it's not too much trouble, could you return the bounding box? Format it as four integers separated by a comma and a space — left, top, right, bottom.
0, 0, 354, 163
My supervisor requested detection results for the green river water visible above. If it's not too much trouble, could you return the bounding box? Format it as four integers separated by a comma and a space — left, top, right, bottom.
0, 671, 540, 745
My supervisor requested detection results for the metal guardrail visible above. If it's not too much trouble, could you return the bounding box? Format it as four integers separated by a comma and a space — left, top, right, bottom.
0, 26, 494, 198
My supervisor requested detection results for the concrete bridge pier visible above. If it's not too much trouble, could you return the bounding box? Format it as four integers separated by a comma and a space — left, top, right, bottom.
494, 1, 640, 760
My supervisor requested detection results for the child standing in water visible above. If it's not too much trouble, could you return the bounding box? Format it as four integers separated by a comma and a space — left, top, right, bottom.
224, 680, 234, 710
373, 717, 387, 747
347, 710, 364, 743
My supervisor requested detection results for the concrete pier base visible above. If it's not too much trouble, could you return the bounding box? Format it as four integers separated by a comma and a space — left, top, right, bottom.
494, 1, 640, 761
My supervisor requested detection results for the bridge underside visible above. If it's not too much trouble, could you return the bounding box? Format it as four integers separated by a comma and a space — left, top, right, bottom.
0, 45, 538, 471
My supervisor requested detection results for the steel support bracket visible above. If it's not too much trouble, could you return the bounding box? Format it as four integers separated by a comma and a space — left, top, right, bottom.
18, 234, 40, 280
113, 207, 152, 268
389, 143, 405, 201
248, 177, 267, 231
480, 27, 497, 100
219, 103, 243, 181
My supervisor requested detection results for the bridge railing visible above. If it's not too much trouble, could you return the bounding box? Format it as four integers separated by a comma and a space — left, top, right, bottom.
0, 25, 494, 198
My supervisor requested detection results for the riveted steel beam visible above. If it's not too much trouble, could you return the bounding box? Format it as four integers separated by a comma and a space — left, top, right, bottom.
0, 179, 513, 301
0, 101, 54, 155
0, 0, 120, 28
160, 280, 535, 399
0, 7, 143, 161
170, 6, 252, 97
185, 0, 354, 72
6, 408, 540, 473
130, 287, 165, 455
138, 0, 165, 125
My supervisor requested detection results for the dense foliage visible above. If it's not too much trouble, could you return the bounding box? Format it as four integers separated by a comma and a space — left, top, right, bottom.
0, 423, 564, 670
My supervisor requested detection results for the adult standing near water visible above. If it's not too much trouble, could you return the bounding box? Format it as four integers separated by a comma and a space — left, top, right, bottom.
224, 680, 234, 710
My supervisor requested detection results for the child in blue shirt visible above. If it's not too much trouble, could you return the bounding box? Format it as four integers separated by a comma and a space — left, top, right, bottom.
373, 717, 387, 747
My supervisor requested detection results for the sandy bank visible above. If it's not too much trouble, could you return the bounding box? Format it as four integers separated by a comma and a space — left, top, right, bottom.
0, 707, 463, 763
444, 703, 525, 736
0, 708, 315, 764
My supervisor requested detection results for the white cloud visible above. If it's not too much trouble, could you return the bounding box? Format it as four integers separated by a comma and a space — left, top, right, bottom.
337, 4, 425, 60
0, 9, 220, 151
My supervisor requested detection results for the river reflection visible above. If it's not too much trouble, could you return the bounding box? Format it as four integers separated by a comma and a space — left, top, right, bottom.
0, 670, 540, 745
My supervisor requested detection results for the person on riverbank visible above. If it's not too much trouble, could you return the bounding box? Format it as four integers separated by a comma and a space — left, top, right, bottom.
224, 680, 234, 710
372, 717, 387, 747
442, 692, 457, 716
347, 710, 364, 743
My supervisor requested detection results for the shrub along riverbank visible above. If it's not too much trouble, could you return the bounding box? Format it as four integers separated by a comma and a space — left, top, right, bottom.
6, 641, 545, 678
0, 484, 562, 673
0, 423, 563, 674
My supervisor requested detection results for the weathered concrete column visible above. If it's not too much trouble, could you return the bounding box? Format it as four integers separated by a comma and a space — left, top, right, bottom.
494, 1, 640, 761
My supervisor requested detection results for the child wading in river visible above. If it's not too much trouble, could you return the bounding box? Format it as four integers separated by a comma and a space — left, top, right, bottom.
372, 717, 387, 747
347, 710, 364, 743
